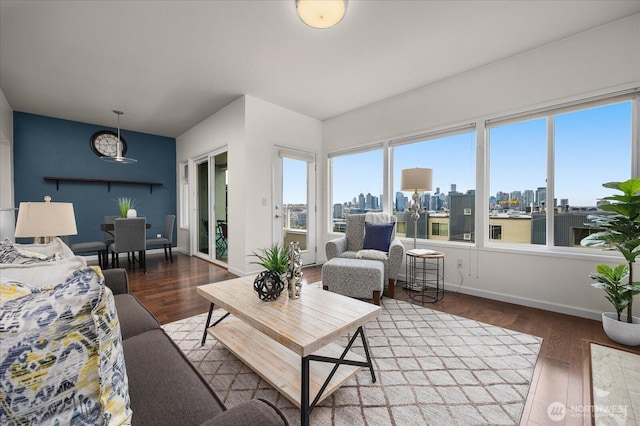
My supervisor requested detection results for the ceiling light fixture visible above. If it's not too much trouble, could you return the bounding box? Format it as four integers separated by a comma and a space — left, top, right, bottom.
296, 0, 347, 29
101, 110, 137, 164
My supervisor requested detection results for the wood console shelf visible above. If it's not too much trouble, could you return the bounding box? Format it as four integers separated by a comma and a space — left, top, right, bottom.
44, 176, 163, 194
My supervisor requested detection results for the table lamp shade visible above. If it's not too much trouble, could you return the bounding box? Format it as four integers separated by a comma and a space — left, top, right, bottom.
401, 168, 433, 192
15, 200, 77, 239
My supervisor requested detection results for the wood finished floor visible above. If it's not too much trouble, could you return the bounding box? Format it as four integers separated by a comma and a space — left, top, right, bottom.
114, 252, 639, 426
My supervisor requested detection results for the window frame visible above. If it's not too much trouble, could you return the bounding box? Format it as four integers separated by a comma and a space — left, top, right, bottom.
326, 89, 639, 259
327, 143, 385, 234
485, 92, 638, 252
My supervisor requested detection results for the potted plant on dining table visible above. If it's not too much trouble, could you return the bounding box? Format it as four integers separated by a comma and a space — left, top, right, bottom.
115, 197, 137, 218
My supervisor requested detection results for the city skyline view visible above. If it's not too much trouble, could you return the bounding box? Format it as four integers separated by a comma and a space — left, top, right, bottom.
329, 101, 631, 210
283, 101, 632, 210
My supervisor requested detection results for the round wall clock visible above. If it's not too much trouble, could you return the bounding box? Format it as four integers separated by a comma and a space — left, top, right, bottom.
90, 130, 127, 158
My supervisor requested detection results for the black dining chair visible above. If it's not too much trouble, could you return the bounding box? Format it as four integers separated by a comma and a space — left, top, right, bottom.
146, 215, 175, 262
110, 217, 147, 273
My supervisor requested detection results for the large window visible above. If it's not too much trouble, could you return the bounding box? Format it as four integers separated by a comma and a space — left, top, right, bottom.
327, 93, 636, 254
488, 100, 633, 248
488, 118, 547, 244
329, 148, 383, 232
392, 129, 475, 242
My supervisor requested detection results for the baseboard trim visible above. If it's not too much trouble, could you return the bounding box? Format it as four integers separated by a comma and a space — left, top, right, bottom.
444, 283, 603, 321
396, 273, 602, 321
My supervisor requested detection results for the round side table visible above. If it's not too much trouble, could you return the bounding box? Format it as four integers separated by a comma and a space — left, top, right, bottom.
405, 250, 444, 303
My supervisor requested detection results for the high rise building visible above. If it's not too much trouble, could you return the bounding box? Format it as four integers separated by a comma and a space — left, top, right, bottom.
395, 191, 404, 212
333, 203, 343, 219
535, 187, 547, 207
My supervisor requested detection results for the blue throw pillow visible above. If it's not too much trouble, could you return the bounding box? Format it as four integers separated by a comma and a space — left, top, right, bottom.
362, 221, 395, 253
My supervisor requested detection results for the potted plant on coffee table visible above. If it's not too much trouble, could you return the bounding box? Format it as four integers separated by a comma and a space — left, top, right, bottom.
250, 243, 289, 301
581, 178, 640, 346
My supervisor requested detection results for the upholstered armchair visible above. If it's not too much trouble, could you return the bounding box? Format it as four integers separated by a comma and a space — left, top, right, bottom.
326, 213, 405, 297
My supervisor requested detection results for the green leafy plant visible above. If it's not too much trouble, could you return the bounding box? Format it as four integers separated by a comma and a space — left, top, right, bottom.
588, 264, 630, 321
581, 178, 640, 323
250, 243, 290, 274
114, 197, 137, 218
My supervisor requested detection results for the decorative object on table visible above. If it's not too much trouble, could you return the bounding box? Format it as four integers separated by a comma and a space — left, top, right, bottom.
95, 110, 137, 164
115, 197, 137, 218
286, 241, 303, 299
401, 167, 433, 249
14, 196, 77, 244
250, 243, 289, 301
581, 178, 640, 346
295, 0, 347, 29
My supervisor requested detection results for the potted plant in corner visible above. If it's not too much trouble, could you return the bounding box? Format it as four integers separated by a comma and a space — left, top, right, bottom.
250, 243, 290, 301
581, 178, 640, 346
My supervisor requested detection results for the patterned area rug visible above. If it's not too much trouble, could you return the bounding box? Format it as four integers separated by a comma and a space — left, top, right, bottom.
163, 298, 542, 426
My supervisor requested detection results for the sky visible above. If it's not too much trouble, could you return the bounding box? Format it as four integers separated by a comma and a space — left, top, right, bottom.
284, 101, 632, 207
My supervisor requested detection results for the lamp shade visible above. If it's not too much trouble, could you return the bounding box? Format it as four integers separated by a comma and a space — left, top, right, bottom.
296, 0, 347, 29
401, 168, 433, 192
15, 198, 77, 239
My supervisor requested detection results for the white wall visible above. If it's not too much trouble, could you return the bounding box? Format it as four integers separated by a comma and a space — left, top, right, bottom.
321, 15, 640, 320
176, 96, 246, 274
176, 95, 322, 276
244, 95, 323, 274
0, 88, 15, 241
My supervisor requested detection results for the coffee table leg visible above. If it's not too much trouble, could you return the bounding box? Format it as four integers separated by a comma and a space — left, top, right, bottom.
301, 355, 310, 426
201, 303, 215, 346
201, 304, 231, 346
359, 326, 376, 383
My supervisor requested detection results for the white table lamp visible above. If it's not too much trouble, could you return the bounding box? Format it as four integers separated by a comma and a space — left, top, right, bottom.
15, 196, 78, 244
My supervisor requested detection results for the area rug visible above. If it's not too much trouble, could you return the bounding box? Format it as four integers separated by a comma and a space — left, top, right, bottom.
163, 298, 542, 426
590, 343, 640, 425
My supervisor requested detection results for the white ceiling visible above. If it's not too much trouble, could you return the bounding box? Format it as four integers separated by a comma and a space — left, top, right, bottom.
1, 1, 639, 138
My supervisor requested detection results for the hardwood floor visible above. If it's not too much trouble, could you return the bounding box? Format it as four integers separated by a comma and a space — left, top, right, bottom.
118, 252, 639, 426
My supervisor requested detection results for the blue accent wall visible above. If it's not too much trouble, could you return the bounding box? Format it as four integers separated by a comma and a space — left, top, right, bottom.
13, 112, 176, 245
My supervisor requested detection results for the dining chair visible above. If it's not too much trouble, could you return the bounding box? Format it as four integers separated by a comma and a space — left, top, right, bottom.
103, 215, 118, 265
60, 236, 108, 269
110, 217, 147, 273
146, 215, 175, 262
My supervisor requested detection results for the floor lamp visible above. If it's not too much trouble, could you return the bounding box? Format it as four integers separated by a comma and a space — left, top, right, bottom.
15, 196, 77, 244
401, 168, 433, 249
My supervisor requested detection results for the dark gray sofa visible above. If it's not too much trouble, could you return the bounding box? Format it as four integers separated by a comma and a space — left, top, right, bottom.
102, 269, 288, 426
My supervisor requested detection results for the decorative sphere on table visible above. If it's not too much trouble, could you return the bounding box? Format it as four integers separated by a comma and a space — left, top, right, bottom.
253, 271, 285, 301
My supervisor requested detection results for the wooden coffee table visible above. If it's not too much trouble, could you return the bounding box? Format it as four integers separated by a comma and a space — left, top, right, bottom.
197, 277, 381, 426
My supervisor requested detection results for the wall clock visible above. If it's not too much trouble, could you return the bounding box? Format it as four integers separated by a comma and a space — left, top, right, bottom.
90, 130, 127, 158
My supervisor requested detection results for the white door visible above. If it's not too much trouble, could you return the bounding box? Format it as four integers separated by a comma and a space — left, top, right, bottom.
273, 147, 316, 265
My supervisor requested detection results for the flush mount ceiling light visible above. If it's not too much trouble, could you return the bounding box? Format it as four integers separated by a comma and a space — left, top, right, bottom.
296, 0, 347, 29
100, 110, 137, 164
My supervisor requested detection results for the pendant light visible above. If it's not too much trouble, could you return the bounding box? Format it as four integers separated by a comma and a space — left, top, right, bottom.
101, 110, 137, 164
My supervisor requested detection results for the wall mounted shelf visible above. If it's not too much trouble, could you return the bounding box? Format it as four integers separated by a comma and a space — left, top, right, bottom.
44, 176, 163, 194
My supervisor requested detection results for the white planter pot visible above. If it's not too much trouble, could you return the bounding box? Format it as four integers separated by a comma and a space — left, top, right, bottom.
601, 312, 640, 346
126, 209, 137, 218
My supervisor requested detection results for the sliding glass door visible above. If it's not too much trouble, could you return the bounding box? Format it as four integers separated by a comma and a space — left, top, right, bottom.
193, 149, 228, 265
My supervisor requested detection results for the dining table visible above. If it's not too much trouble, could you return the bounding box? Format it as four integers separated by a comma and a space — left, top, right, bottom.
101, 222, 152, 236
